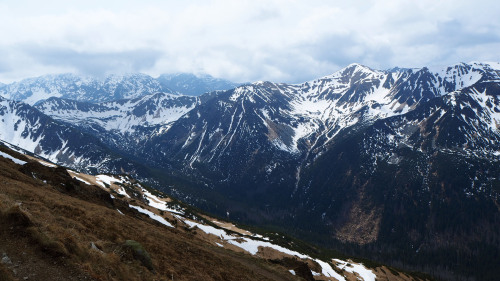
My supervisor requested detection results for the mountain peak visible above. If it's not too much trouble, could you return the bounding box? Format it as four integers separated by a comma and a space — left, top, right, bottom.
344, 62, 374, 72
321, 63, 380, 80
157, 73, 240, 96
346, 62, 368, 68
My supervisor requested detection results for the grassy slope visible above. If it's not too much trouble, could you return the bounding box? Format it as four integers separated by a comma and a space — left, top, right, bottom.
0, 154, 301, 281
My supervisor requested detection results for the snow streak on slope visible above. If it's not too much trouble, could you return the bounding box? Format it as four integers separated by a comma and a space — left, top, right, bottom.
0, 151, 27, 165
129, 204, 174, 228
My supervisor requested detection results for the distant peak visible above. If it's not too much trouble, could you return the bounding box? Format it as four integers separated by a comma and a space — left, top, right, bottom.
158, 72, 198, 79
346, 62, 366, 68
386, 66, 411, 72
468, 61, 500, 70
341, 63, 377, 74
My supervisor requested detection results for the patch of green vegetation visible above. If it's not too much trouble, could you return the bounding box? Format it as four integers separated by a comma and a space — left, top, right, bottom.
123, 240, 154, 271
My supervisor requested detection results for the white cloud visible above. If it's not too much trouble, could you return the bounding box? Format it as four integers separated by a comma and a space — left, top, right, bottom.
0, 0, 499, 83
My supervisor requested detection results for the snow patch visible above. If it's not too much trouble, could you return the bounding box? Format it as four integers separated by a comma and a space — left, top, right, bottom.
316, 260, 346, 281
73, 176, 91, 185
143, 189, 184, 215
129, 204, 173, 228
333, 259, 376, 281
0, 151, 26, 165
96, 175, 123, 186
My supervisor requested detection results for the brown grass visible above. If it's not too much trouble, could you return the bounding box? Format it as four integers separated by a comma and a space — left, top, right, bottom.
0, 263, 16, 281
0, 155, 299, 281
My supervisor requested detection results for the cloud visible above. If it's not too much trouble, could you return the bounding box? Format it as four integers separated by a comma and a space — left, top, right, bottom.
0, 0, 499, 83
0, 57, 13, 73
20, 45, 163, 77
411, 19, 500, 48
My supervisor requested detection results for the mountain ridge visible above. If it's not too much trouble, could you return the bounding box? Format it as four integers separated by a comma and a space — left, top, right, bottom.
0, 72, 240, 105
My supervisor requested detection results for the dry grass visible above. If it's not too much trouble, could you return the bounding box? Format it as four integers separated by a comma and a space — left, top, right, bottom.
0, 264, 16, 281
0, 155, 299, 281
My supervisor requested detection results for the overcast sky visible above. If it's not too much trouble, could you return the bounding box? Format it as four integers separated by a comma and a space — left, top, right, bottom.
0, 0, 499, 83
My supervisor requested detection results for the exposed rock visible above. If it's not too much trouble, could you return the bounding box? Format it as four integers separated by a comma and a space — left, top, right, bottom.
1, 252, 12, 265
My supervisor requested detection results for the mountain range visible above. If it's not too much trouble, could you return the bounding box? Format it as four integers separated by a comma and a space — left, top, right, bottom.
0, 72, 239, 105
0, 62, 499, 280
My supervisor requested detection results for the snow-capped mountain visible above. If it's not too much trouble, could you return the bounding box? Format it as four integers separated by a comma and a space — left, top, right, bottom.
35, 93, 198, 134
288, 70, 500, 280
0, 73, 172, 105
0, 72, 240, 105
157, 73, 241, 96
0, 96, 148, 176
34, 93, 198, 151
140, 62, 499, 185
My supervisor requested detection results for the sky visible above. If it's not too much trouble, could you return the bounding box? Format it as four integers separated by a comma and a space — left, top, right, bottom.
0, 0, 499, 84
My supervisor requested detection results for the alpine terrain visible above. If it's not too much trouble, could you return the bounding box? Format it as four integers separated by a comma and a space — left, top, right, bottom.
1, 62, 499, 280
